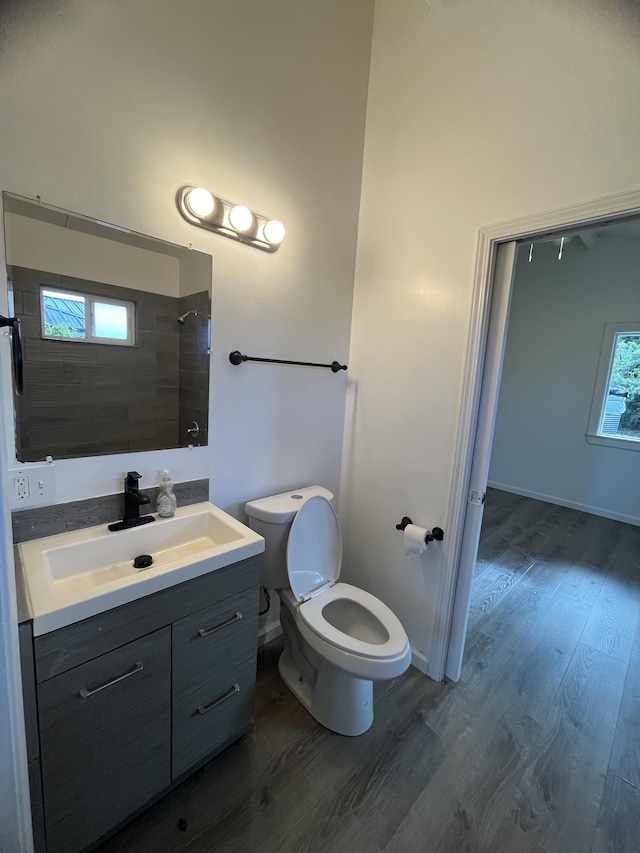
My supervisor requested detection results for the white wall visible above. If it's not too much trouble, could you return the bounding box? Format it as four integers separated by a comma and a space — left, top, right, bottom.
0, 460, 31, 851
341, 0, 640, 676
0, 0, 374, 509
0, 1, 374, 845
489, 236, 640, 525
5, 212, 182, 297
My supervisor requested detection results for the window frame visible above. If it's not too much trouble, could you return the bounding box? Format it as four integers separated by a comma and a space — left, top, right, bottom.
586, 322, 640, 450
40, 286, 136, 347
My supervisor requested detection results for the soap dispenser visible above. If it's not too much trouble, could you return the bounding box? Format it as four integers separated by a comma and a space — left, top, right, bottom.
156, 470, 177, 518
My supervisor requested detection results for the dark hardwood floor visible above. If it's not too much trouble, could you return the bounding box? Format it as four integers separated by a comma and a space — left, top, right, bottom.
96, 489, 640, 852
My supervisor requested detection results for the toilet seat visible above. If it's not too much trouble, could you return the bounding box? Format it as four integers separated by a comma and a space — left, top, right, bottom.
299, 582, 409, 660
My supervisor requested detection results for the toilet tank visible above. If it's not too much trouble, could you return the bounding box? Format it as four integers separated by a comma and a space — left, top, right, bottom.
245, 486, 334, 589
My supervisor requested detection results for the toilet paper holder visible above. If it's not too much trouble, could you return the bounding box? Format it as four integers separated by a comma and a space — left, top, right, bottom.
395, 517, 444, 542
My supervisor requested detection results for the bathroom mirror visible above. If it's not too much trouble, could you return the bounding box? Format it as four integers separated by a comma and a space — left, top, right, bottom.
3, 192, 211, 462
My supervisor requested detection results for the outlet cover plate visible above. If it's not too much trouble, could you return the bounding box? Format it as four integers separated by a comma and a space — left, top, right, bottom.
9, 464, 57, 509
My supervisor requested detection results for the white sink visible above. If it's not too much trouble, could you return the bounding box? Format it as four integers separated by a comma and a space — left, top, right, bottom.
17, 502, 264, 635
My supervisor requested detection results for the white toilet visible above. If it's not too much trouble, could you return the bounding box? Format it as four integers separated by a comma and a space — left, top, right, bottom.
245, 485, 411, 736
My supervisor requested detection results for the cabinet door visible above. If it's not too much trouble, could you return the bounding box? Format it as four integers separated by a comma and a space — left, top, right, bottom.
172, 586, 258, 777
38, 628, 171, 853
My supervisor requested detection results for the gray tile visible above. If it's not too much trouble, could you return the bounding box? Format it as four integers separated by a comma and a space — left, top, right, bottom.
12, 479, 209, 542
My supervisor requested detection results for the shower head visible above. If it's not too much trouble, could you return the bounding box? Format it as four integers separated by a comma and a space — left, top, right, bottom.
177, 309, 198, 325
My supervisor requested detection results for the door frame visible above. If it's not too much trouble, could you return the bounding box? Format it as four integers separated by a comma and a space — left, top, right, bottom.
431, 187, 640, 683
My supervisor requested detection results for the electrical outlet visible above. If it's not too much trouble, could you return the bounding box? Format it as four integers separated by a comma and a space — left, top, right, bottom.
9, 464, 56, 508
13, 476, 29, 501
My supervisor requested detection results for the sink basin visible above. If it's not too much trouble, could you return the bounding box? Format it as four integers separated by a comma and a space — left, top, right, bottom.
17, 502, 264, 635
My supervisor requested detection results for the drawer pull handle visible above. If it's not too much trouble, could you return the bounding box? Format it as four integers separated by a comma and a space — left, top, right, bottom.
197, 683, 240, 715
197, 611, 243, 638
79, 661, 144, 699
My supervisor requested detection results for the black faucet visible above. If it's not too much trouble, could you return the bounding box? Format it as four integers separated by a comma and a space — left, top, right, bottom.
108, 471, 156, 532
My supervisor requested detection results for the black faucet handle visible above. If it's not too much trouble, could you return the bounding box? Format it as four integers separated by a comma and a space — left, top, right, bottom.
108, 471, 155, 532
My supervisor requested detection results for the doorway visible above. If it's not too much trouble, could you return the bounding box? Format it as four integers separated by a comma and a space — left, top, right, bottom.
489, 228, 640, 521
441, 189, 640, 683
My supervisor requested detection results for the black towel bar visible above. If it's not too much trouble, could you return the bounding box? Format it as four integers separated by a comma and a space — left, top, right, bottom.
229, 351, 347, 373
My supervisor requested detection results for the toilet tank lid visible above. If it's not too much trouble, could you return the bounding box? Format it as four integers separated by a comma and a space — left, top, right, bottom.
245, 485, 334, 524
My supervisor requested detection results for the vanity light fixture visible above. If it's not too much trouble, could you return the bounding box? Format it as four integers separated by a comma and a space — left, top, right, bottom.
176, 186, 285, 252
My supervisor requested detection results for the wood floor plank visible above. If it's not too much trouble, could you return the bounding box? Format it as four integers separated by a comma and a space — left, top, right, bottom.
513, 501, 620, 569
385, 691, 540, 852
590, 771, 640, 853
609, 616, 640, 789
208, 667, 448, 853
476, 558, 561, 649
555, 560, 606, 606
608, 523, 640, 587
484, 491, 558, 557
491, 592, 591, 724
558, 512, 627, 569
491, 812, 549, 853
425, 623, 531, 746
580, 572, 640, 664
511, 642, 627, 853
475, 533, 512, 578
467, 547, 535, 628
510, 500, 574, 560
278, 692, 448, 852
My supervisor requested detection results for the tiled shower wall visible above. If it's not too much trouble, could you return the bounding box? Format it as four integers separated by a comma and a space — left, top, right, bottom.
11, 266, 182, 460
178, 289, 209, 447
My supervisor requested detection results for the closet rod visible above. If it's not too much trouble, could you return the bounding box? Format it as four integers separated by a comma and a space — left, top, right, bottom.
229, 350, 347, 373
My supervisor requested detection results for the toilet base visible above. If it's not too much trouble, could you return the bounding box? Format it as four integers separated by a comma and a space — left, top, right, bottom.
312, 661, 374, 736
278, 648, 374, 736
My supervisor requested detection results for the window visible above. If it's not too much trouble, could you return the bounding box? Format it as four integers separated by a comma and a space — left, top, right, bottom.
587, 322, 640, 449
41, 288, 135, 346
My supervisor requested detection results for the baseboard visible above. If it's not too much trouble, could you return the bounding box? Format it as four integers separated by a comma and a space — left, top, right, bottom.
258, 621, 282, 647
487, 481, 640, 527
410, 646, 429, 675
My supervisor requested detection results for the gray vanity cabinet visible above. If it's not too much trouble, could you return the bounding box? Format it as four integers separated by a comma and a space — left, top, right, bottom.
38, 629, 171, 853
172, 586, 258, 777
22, 556, 261, 853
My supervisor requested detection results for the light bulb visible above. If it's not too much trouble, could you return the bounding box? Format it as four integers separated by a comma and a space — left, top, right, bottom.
229, 205, 254, 233
186, 188, 215, 218
263, 220, 285, 245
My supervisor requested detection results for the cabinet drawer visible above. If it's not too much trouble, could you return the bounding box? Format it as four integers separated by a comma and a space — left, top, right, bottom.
172, 657, 256, 778
38, 628, 171, 853
172, 585, 259, 692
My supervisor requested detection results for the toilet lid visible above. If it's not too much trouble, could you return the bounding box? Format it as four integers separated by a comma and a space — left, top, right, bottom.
287, 495, 342, 601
